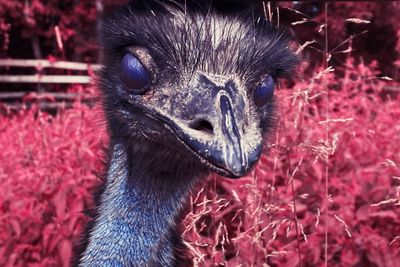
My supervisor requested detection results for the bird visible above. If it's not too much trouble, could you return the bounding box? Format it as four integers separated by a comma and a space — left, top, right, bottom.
75, 0, 298, 266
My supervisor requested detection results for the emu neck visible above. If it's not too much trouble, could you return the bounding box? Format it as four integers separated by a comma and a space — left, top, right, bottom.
80, 143, 197, 266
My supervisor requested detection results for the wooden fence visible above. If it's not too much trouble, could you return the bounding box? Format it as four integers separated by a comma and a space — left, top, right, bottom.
0, 59, 99, 110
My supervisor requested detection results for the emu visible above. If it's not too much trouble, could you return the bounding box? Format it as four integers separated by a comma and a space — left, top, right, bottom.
76, 0, 297, 266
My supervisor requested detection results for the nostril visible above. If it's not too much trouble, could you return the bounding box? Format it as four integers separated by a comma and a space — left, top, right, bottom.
189, 118, 214, 135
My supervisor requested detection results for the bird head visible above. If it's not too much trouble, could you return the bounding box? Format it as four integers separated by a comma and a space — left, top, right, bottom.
98, 1, 298, 178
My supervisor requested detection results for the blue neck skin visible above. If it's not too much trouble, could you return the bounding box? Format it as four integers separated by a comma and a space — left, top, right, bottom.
79, 143, 196, 266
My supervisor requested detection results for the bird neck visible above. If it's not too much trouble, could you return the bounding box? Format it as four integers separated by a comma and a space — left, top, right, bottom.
79, 142, 198, 266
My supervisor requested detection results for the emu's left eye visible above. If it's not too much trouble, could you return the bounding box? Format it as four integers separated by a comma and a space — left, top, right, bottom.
254, 76, 275, 107
120, 53, 150, 93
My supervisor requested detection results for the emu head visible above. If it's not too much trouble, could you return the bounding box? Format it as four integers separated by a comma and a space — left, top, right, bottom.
98, 1, 298, 178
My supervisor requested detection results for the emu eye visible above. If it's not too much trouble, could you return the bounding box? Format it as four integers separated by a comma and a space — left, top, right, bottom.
254, 76, 274, 107
120, 53, 150, 92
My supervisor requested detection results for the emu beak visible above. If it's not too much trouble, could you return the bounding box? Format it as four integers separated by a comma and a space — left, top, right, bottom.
180, 94, 261, 178
171, 75, 263, 178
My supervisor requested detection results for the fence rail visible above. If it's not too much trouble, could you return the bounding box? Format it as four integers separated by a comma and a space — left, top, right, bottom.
0, 59, 98, 84
0, 92, 83, 100
0, 59, 97, 110
0, 59, 99, 71
0, 75, 92, 84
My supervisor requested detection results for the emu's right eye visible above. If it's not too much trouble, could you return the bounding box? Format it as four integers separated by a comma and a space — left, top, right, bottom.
253, 75, 274, 107
120, 53, 150, 92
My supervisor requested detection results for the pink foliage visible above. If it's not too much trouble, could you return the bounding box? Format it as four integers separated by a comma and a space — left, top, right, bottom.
0, 97, 106, 266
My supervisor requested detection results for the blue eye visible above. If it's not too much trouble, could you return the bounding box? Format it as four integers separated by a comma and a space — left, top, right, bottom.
254, 76, 274, 107
120, 53, 150, 92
